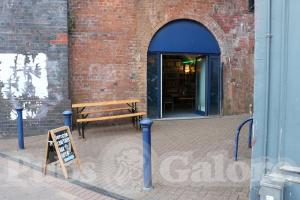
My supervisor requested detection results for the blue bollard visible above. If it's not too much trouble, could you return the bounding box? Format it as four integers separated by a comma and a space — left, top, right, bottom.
16, 107, 24, 150
63, 110, 72, 130
248, 119, 253, 148
234, 118, 253, 161
140, 118, 153, 191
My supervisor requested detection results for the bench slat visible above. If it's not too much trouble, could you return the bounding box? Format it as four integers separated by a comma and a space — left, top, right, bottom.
80, 107, 130, 115
77, 112, 146, 123
72, 99, 141, 108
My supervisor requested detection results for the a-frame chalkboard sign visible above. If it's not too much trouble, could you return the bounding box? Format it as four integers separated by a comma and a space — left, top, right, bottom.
43, 126, 80, 178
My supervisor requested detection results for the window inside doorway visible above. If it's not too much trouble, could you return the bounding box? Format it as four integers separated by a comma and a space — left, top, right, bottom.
162, 55, 207, 118
248, 0, 254, 13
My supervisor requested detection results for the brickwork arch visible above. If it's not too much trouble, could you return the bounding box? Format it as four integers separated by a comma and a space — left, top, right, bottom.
137, 15, 229, 113
69, 0, 254, 115
139, 15, 229, 62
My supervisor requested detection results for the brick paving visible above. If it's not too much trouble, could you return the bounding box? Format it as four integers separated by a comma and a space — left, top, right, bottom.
0, 156, 113, 200
0, 115, 251, 200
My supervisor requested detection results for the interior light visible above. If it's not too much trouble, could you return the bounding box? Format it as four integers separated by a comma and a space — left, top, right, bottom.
184, 65, 190, 73
183, 60, 196, 64
183, 58, 202, 64
191, 66, 195, 73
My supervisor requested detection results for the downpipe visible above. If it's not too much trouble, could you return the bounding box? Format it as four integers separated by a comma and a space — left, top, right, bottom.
250, 0, 272, 199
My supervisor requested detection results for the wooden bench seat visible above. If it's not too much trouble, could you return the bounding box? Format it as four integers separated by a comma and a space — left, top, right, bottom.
77, 112, 146, 123
80, 107, 129, 115
72, 99, 145, 139
72, 99, 141, 108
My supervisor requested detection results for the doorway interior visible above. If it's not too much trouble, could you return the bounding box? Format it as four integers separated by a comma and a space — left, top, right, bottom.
146, 19, 221, 119
162, 54, 206, 118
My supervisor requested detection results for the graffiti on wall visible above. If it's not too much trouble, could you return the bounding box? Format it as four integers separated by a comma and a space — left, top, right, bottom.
0, 53, 49, 120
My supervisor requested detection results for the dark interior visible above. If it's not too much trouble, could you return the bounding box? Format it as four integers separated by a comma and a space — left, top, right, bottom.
162, 55, 198, 117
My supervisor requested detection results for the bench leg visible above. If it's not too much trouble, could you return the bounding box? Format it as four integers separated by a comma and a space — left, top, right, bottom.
137, 116, 143, 131
132, 116, 140, 130
134, 116, 139, 128
82, 123, 85, 139
132, 117, 135, 127
77, 123, 82, 137
137, 116, 140, 129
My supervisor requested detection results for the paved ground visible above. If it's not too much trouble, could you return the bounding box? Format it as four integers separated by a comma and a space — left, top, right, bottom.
0, 156, 113, 200
0, 115, 252, 200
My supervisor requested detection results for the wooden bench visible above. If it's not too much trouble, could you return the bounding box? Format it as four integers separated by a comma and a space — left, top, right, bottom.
72, 99, 146, 138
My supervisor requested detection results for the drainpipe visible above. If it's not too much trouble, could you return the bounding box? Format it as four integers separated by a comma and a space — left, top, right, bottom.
250, 1, 272, 199
263, 0, 272, 175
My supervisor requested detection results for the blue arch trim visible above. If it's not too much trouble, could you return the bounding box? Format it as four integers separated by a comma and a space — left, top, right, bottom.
148, 20, 221, 54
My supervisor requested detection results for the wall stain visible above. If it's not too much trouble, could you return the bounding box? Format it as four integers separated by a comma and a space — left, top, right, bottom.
0, 53, 49, 120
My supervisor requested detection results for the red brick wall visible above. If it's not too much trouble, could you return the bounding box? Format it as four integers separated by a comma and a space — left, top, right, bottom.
69, 0, 254, 115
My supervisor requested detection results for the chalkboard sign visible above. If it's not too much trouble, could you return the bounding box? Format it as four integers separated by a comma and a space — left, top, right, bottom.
55, 129, 76, 163
43, 126, 80, 178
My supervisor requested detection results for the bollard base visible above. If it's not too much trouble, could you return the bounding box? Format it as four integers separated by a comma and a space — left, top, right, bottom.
143, 186, 153, 192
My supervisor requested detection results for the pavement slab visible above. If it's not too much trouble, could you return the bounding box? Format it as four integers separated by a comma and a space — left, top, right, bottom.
0, 115, 252, 200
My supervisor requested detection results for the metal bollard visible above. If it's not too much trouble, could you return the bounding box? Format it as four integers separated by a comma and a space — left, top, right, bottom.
248, 119, 253, 148
140, 118, 153, 191
63, 110, 72, 130
234, 118, 253, 161
16, 107, 24, 150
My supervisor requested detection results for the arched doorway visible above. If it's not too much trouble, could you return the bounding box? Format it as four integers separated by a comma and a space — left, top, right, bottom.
147, 19, 221, 119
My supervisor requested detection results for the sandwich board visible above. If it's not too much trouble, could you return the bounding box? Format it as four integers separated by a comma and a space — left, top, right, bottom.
43, 126, 80, 178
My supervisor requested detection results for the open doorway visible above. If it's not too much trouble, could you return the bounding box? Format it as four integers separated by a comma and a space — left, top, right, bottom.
147, 19, 221, 119
162, 54, 207, 118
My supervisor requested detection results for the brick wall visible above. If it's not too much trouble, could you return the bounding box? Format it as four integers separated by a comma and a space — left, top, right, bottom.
69, 0, 254, 115
0, 0, 70, 136
0, 0, 254, 136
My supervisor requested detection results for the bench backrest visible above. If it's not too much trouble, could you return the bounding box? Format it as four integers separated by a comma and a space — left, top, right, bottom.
72, 99, 141, 108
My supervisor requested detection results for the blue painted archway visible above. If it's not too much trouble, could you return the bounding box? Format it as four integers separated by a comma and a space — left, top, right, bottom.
148, 19, 221, 54
147, 19, 221, 119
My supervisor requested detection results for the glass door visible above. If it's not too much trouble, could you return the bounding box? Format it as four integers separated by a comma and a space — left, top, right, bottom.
147, 52, 161, 119
195, 56, 207, 115
208, 55, 221, 115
